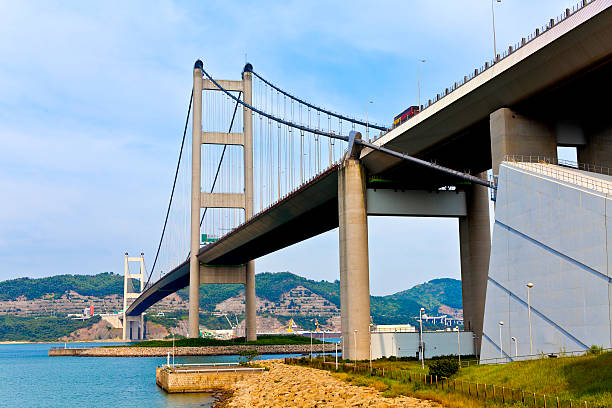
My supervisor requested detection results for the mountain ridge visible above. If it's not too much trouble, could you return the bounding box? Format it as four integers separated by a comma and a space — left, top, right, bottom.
0, 272, 462, 326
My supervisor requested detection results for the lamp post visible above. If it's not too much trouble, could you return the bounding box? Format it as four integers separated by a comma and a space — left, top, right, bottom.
310, 330, 313, 360
419, 307, 425, 369
511, 336, 518, 359
335, 342, 338, 370
499, 321, 504, 362
366, 101, 373, 141
322, 330, 325, 363
353, 329, 358, 369
491, 0, 502, 60
456, 326, 461, 364
417, 59, 426, 111
369, 325, 372, 373
527, 282, 534, 357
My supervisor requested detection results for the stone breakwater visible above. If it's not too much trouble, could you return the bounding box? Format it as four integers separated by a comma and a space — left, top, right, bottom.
49, 343, 337, 357
221, 360, 441, 408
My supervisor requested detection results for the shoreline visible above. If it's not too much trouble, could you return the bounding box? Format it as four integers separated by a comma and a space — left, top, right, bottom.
49, 343, 338, 357
212, 359, 441, 407
0, 339, 129, 345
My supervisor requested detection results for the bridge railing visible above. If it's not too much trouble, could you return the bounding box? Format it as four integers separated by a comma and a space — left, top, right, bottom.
504, 154, 612, 195
373, 0, 596, 142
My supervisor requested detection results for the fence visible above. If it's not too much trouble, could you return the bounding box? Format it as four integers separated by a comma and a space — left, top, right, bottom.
503, 155, 612, 195
284, 355, 600, 408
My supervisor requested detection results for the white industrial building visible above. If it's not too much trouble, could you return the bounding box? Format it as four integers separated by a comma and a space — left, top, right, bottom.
370, 329, 475, 359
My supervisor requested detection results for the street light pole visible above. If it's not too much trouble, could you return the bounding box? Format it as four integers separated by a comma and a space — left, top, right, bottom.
366, 101, 373, 141
456, 326, 461, 364
498, 321, 504, 361
353, 329, 358, 369
369, 325, 372, 373
511, 336, 518, 359
491, 0, 502, 60
527, 282, 534, 357
419, 307, 425, 369
417, 59, 426, 111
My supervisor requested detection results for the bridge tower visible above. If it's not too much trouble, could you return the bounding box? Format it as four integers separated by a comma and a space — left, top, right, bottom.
123, 252, 145, 341
189, 60, 256, 340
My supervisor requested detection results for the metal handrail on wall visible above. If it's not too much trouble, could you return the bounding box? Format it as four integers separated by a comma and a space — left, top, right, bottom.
504, 155, 612, 195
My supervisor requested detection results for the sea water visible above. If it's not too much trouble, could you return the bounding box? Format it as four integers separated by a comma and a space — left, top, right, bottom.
0, 342, 335, 408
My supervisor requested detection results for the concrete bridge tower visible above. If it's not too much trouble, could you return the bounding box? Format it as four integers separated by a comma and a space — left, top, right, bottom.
189, 60, 256, 340
123, 252, 145, 341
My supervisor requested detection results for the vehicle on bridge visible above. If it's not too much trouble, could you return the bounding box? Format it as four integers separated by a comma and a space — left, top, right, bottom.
392, 105, 419, 128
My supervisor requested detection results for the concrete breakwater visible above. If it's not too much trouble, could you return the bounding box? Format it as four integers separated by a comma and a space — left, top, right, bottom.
156, 365, 264, 393
49, 343, 338, 357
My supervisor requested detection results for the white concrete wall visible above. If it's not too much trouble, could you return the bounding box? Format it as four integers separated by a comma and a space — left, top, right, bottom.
481, 163, 612, 362
371, 331, 475, 359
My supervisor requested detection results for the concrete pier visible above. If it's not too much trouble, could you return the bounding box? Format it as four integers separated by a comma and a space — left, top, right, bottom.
338, 158, 370, 361
156, 365, 263, 393
490, 107, 557, 176
458, 172, 490, 351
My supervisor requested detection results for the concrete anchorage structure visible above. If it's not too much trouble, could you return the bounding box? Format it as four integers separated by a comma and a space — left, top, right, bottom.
481, 160, 612, 361
123, 252, 145, 341
189, 61, 256, 340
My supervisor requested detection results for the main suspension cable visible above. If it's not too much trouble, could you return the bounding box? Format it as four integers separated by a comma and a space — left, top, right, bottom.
147, 88, 193, 287
247, 66, 388, 131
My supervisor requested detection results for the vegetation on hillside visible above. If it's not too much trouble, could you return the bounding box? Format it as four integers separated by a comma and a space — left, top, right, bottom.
0, 273, 130, 300
0, 315, 101, 341
0, 271, 463, 330
128, 334, 324, 347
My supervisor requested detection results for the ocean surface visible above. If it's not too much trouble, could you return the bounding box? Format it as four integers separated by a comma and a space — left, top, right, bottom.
0, 342, 335, 408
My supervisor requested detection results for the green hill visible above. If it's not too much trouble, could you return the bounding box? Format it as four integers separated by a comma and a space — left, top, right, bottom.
178, 272, 461, 325
0, 271, 462, 326
0, 272, 125, 300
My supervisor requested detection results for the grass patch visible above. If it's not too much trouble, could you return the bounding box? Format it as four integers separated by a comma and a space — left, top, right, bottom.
126, 334, 324, 347
289, 351, 612, 408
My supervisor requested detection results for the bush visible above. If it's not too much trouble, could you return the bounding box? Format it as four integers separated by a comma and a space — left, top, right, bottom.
588, 345, 604, 355
428, 358, 459, 378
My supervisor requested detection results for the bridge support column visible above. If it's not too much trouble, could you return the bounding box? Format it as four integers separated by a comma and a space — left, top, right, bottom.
490, 107, 557, 176
338, 158, 370, 361
188, 61, 203, 338
577, 125, 612, 167
458, 172, 490, 353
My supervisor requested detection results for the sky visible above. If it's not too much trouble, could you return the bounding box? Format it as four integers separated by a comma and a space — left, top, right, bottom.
0, 0, 580, 295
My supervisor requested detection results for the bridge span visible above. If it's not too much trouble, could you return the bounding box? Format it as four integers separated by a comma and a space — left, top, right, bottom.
127, 0, 612, 360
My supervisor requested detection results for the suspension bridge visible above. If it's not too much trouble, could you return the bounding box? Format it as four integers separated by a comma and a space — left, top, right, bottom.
123, 0, 612, 360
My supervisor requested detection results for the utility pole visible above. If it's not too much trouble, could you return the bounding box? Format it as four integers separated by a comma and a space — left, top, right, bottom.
527, 282, 534, 357
419, 308, 425, 369
492, 0, 502, 60
417, 59, 426, 111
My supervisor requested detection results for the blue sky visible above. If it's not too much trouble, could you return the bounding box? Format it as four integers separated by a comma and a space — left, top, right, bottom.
0, 0, 579, 294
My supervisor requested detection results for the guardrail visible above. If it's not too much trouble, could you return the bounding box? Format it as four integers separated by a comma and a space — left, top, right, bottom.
504, 155, 612, 195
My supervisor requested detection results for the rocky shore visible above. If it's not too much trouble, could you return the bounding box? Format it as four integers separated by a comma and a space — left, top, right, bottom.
217, 360, 441, 408
49, 343, 336, 357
